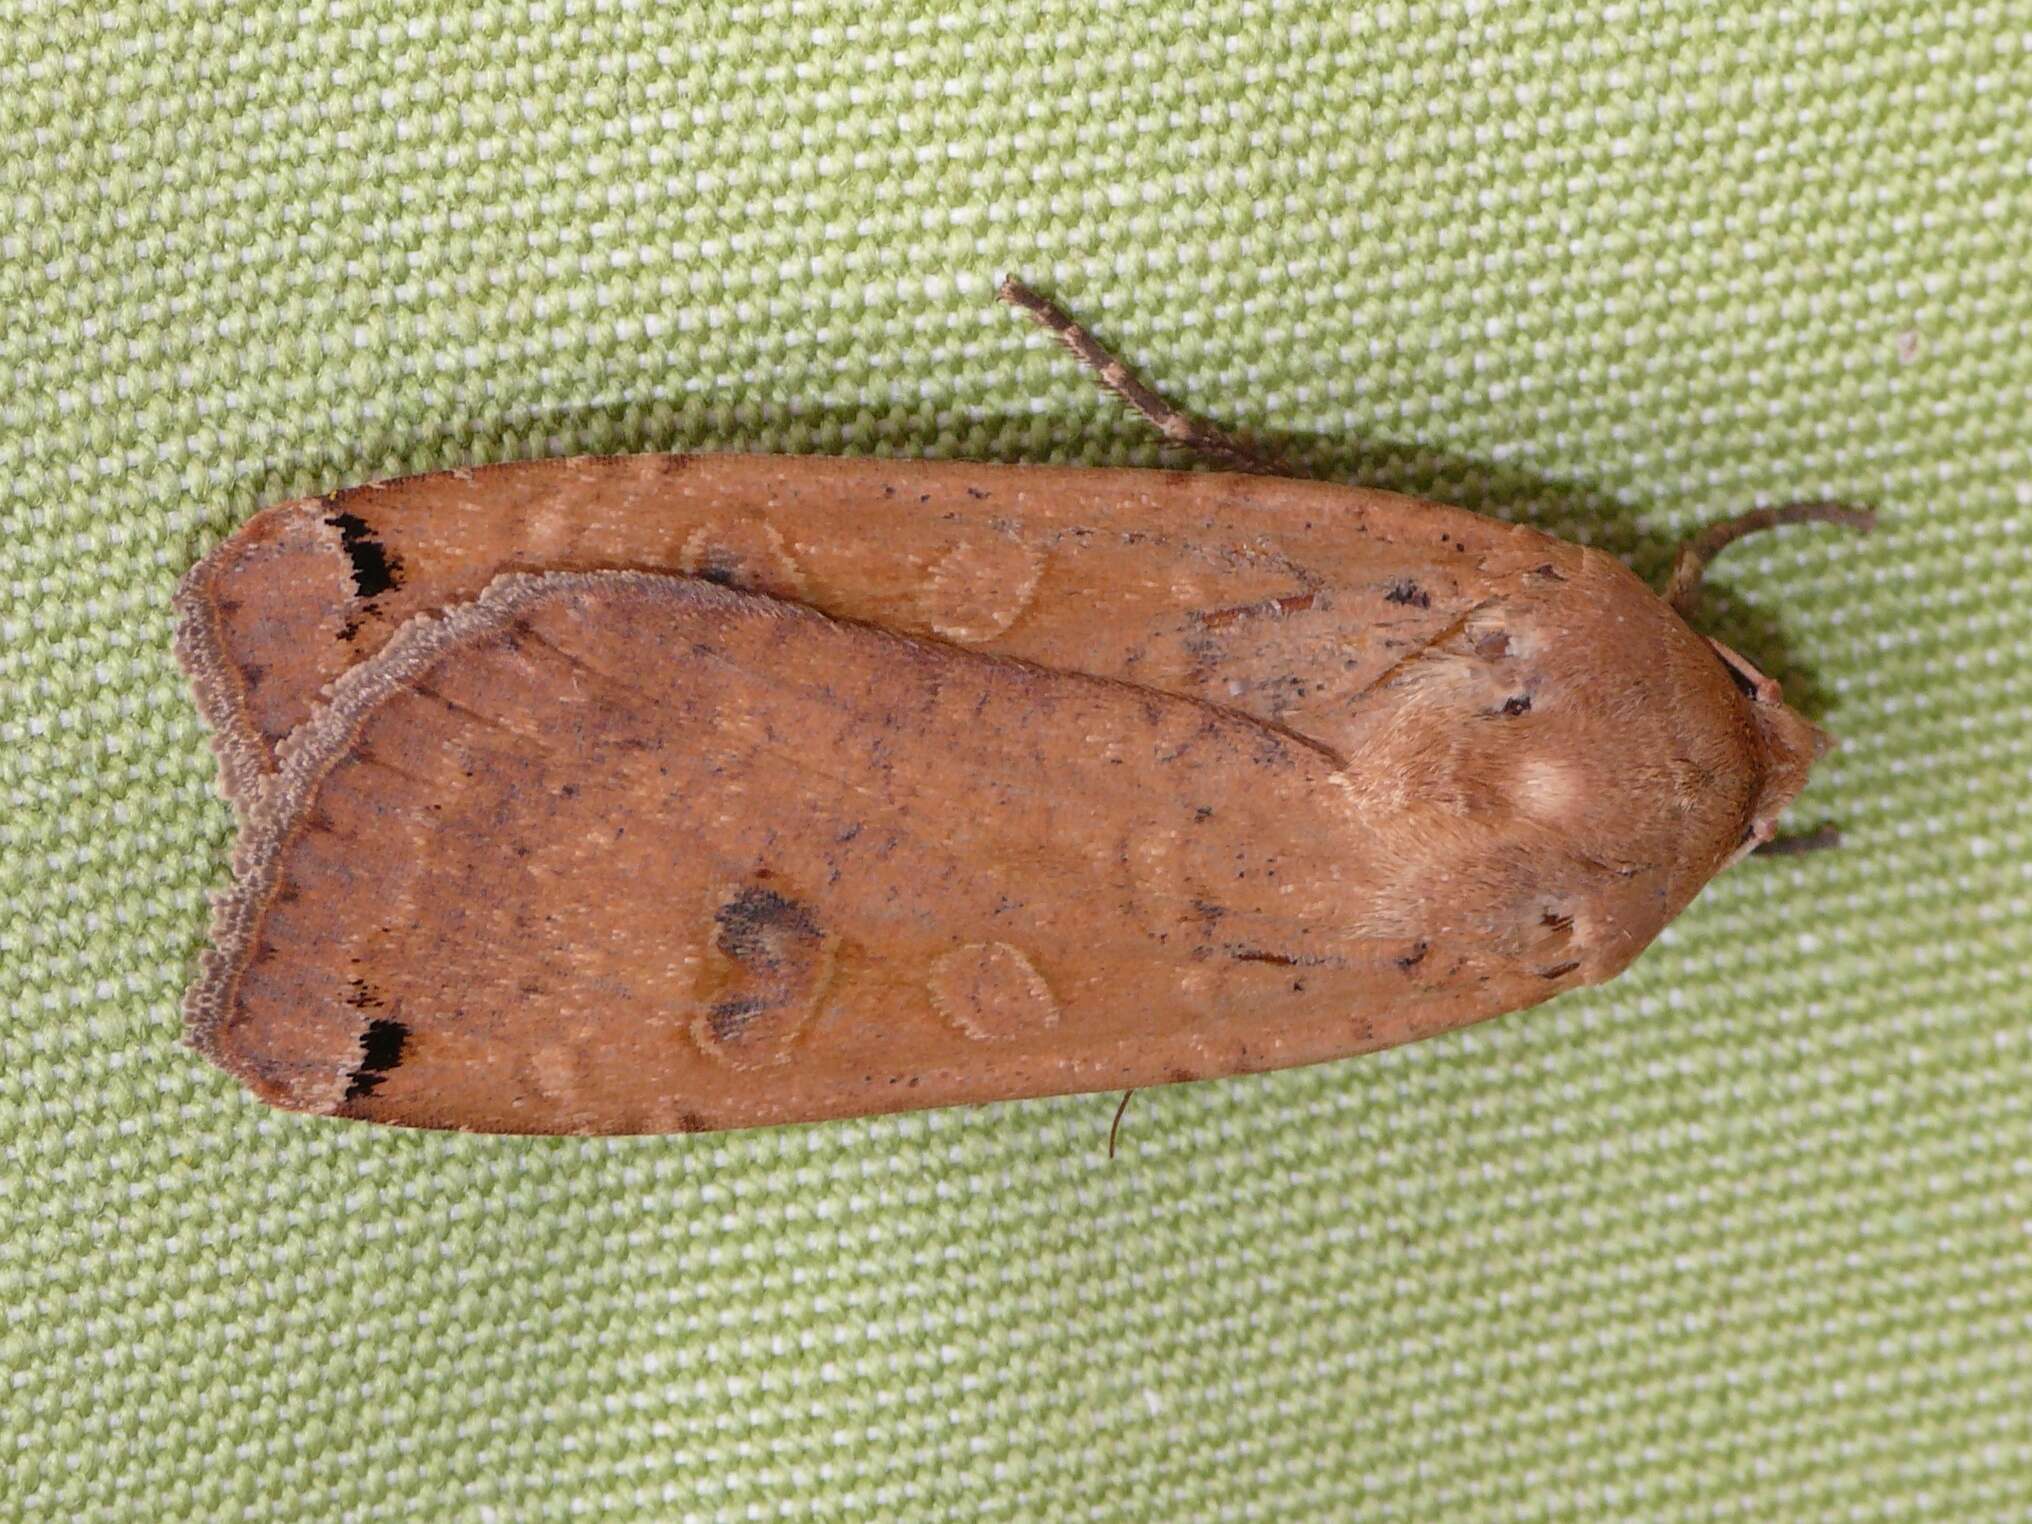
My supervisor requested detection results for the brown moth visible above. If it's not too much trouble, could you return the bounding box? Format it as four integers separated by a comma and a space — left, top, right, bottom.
175, 280, 1868, 1134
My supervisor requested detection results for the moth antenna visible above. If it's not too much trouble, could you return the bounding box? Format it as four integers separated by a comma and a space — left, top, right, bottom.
997, 276, 1288, 476
1665, 502, 1877, 619
1670, 506, 1873, 860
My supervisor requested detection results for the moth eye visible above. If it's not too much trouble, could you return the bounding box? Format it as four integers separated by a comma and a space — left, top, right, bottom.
1721, 655, 1761, 699
1708, 636, 1778, 702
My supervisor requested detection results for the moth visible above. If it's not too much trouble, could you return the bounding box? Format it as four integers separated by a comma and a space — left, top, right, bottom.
176, 279, 1870, 1135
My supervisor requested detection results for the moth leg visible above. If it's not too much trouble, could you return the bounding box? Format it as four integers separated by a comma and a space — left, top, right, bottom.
1754, 823, 1842, 856
1665, 502, 1877, 618
1107, 1089, 1136, 1159
998, 276, 1288, 476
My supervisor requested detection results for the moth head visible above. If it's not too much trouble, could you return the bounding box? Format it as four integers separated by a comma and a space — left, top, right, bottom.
1708, 636, 1830, 859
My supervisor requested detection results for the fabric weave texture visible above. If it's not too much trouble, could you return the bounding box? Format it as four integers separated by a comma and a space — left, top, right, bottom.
4, 3, 2028, 1519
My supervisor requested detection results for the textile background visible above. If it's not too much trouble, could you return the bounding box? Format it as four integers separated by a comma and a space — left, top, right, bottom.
5, 3, 2027, 1518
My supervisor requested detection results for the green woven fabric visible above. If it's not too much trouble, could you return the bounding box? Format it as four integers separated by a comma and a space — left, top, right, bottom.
6, 3, 2028, 1518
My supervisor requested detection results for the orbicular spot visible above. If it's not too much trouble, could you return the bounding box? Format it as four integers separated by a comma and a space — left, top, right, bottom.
918, 535, 1044, 643
927, 942, 1059, 1042
680, 520, 808, 599
1123, 824, 1197, 941
528, 1042, 595, 1108
690, 884, 835, 1069
1384, 579, 1430, 609
1511, 756, 1582, 822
